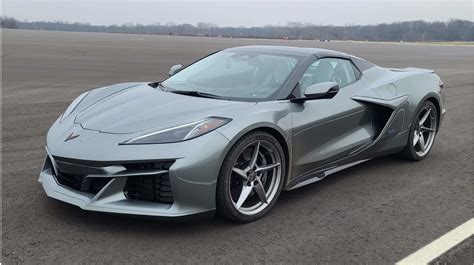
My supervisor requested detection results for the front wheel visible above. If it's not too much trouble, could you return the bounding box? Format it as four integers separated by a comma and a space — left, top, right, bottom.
216, 131, 286, 222
399, 101, 438, 161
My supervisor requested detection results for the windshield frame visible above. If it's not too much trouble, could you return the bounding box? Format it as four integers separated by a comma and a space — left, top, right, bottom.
158, 49, 305, 102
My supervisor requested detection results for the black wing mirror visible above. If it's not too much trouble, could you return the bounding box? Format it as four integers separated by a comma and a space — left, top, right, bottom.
291, 82, 339, 103
168, 64, 182, 76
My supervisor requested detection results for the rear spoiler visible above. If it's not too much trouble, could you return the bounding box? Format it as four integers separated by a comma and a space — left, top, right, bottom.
387, 67, 435, 74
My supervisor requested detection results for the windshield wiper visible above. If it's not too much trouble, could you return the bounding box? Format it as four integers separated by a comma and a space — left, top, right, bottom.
169, 90, 229, 100
149, 82, 169, 92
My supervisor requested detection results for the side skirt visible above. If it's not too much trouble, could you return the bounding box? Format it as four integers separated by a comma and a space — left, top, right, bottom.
286, 159, 371, 190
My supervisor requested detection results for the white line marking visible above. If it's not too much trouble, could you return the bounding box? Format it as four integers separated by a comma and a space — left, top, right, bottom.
396, 218, 474, 265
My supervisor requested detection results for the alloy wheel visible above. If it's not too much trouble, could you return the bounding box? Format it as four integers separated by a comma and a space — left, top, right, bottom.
413, 105, 437, 157
229, 140, 282, 215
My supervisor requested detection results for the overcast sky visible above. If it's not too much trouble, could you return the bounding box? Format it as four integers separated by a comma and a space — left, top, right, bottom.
3, 0, 473, 27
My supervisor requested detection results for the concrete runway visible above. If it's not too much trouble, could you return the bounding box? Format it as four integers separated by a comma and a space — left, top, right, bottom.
2, 29, 473, 263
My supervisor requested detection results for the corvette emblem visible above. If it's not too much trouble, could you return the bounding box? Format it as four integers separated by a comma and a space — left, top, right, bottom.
64, 132, 80, 142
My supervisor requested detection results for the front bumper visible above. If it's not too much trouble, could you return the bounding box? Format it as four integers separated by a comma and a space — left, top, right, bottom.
39, 128, 231, 217
39, 167, 211, 217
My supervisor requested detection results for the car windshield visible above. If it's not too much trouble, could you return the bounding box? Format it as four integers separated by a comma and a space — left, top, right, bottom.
161, 50, 300, 101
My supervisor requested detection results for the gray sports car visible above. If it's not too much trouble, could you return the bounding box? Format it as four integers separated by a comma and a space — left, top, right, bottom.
39, 46, 445, 222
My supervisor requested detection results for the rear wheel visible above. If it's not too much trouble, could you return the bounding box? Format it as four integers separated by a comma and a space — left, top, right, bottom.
216, 131, 286, 222
399, 101, 438, 161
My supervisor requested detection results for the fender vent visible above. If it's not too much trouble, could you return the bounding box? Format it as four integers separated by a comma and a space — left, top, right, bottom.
371, 105, 393, 140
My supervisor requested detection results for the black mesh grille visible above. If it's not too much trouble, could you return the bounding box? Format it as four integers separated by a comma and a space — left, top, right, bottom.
55, 171, 83, 190
123, 173, 173, 204
55, 171, 110, 194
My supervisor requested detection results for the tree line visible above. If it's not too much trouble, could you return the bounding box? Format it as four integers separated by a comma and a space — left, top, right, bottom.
2, 16, 473, 41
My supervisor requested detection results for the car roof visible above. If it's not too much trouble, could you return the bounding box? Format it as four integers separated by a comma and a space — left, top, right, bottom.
225, 45, 350, 58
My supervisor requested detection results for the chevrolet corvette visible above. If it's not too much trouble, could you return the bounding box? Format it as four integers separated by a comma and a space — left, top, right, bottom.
39, 46, 445, 222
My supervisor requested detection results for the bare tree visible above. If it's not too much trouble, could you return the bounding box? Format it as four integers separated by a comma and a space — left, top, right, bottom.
2, 16, 472, 41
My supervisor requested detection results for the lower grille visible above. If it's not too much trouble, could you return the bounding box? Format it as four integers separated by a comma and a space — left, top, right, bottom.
55, 171, 111, 194
123, 173, 173, 204
55, 170, 83, 190
46, 155, 174, 201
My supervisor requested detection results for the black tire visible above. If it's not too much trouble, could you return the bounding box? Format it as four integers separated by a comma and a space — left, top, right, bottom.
216, 131, 286, 222
399, 100, 438, 161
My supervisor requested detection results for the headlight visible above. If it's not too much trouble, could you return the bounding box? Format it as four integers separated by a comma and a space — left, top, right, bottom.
60, 91, 90, 122
121, 117, 231, 145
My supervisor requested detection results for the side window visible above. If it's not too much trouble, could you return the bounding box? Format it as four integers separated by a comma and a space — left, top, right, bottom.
297, 58, 358, 96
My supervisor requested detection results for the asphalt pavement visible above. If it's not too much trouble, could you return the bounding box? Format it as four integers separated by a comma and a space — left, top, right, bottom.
2, 29, 473, 263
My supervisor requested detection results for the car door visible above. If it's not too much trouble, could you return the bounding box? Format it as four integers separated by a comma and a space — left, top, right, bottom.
290, 57, 374, 180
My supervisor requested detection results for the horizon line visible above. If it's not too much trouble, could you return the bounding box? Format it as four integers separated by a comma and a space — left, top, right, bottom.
2, 15, 473, 28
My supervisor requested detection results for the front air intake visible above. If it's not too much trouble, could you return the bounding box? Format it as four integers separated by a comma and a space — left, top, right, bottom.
55, 170, 111, 194
123, 173, 173, 204
123, 161, 174, 204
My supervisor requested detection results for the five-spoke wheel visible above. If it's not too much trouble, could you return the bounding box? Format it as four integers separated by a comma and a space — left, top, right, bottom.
216, 131, 286, 222
400, 100, 439, 160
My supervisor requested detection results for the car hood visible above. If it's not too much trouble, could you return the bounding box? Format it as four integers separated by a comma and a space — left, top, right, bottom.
74, 83, 248, 134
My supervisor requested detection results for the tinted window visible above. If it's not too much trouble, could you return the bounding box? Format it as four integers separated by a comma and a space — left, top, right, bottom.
296, 58, 357, 96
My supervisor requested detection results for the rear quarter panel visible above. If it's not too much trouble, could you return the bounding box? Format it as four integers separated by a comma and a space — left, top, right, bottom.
363, 66, 443, 134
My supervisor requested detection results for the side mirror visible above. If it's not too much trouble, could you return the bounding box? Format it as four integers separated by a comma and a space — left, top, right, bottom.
168, 64, 182, 76
291, 82, 339, 103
